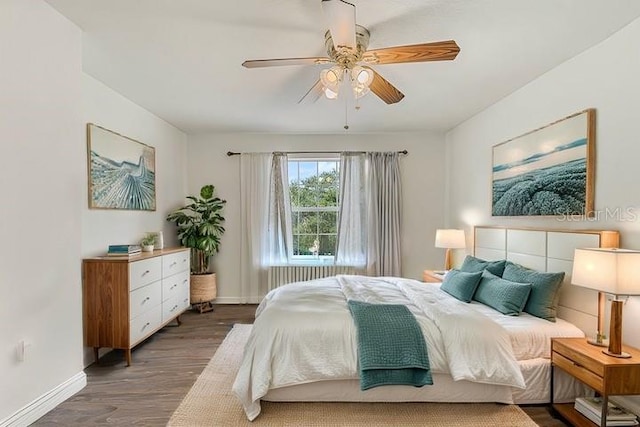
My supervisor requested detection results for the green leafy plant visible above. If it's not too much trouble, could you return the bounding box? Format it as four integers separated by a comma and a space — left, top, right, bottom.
141, 233, 157, 246
166, 185, 226, 275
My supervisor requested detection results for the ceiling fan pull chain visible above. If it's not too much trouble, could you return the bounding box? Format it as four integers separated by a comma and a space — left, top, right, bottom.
344, 95, 349, 131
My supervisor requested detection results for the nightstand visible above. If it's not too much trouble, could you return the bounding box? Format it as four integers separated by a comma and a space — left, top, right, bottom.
422, 269, 445, 283
551, 337, 640, 427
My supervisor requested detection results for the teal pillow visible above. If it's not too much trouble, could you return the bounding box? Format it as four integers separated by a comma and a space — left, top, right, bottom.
440, 270, 483, 303
473, 271, 532, 316
460, 255, 507, 277
501, 262, 565, 322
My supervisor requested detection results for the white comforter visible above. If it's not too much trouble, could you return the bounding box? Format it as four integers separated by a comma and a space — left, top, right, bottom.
233, 275, 526, 421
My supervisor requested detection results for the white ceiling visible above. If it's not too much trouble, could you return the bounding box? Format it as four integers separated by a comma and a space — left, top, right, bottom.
46, 0, 640, 134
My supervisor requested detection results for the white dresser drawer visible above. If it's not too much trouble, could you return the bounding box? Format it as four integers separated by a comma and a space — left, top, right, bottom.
129, 257, 162, 291
162, 270, 189, 302
162, 296, 182, 323
130, 304, 162, 346
162, 250, 190, 277
179, 280, 190, 311
130, 281, 162, 320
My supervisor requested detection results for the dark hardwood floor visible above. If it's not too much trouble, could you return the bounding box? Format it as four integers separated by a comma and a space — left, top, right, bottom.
33, 304, 567, 426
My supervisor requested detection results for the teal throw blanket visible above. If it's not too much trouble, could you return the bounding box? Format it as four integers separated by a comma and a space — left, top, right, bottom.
347, 300, 432, 391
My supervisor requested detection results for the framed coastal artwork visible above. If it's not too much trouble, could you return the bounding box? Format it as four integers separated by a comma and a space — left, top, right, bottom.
87, 123, 156, 211
492, 109, 595, 217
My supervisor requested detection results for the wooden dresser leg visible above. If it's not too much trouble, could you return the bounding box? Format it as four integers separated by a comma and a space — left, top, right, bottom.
125, 349, 132, 367
93, 347, 100, 365
176, 315, 182, 326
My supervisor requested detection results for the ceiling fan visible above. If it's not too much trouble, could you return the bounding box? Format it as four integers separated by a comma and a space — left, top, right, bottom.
242, 0, 460, 105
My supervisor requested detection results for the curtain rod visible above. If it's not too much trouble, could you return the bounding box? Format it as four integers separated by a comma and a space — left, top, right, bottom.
226, 150, 408, 157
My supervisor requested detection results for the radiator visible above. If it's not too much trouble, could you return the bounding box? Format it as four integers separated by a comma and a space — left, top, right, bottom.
267, 265, 358, 290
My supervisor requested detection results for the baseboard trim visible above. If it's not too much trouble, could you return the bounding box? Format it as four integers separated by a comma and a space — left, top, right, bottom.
215, 296, 263, 304
0, 371, 86, 427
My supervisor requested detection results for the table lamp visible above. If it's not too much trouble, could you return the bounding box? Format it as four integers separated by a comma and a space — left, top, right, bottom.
572, 248, 640, 358
435, 229, 466, 271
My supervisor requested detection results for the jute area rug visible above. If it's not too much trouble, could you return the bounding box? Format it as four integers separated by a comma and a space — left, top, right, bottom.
168, 324, 538, 427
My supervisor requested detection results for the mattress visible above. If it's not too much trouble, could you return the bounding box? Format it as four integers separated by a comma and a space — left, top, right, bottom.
263, 357, 590, 404
467, 299, 584, 360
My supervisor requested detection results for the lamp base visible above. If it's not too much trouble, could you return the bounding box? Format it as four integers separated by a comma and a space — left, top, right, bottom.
587, 337, 608, 347
603, 350, 632, 358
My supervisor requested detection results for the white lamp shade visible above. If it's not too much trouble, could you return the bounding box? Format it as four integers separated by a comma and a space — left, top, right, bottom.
572, 248, 640, 296
435, 229, 466, 249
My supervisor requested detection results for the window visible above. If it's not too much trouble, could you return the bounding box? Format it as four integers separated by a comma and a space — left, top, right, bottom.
288, 158, 340, 259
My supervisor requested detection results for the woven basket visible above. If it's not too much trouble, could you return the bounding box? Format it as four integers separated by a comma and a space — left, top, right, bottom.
190, 273, 217, 303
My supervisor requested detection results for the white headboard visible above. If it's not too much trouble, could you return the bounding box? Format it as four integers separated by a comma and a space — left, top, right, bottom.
474, 226, 619, 335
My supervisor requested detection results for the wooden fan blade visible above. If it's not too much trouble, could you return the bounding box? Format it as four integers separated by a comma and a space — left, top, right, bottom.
368, 68, 405, 104
242, 57, 331, 68
298, 80, 324, 104
321, 0, 356, 49
362, 40, 460, 65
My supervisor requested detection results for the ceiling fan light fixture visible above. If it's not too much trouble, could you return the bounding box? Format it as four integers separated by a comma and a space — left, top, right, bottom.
324, 86, 340, 100
320, 65, 344, 89
351, 82, 370, 99
351, 65, 373, 87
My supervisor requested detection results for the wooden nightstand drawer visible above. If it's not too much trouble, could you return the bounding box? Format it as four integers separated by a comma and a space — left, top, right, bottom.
552, 351, 603, 391
552, 340, 605, 378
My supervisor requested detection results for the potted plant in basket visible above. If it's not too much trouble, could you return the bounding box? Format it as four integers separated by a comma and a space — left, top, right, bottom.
166, 184, 226, 313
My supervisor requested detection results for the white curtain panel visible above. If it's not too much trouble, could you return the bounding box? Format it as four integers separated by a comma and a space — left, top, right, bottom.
335, 153, 367, 267
240, 153, 271, 303
336, 152, 402, 276
268, 153, 293, 262
366, 152, 402, 277
239, 153, 292, 302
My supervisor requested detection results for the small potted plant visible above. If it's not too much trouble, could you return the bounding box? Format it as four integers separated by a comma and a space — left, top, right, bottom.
140, 233, 156, 252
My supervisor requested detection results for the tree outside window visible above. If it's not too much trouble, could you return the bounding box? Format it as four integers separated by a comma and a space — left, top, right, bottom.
288, 159, 339, 257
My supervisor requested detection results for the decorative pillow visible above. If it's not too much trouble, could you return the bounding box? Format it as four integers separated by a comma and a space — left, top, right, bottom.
501, 262, 565, 322
473, 270, 532, 316
459, 255, 507, 277
440, 270, 484, 303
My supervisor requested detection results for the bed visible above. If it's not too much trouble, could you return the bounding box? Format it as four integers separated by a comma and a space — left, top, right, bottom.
233, 227, 619, 421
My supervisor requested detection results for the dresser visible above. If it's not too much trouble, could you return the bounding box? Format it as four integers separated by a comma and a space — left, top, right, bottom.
83, 247, 190, 366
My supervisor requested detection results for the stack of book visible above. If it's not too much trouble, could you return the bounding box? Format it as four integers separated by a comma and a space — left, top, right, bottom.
575, 397, 639, 426
107, 244, 142, 257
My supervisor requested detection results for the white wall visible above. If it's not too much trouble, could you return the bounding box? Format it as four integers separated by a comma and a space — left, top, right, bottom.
0, 0, 85, 423
81, 74, 188, 256
0, 1, 190, 422
446, 17, 640, 347
187, 132, 446, 302
80, 75, 188, 365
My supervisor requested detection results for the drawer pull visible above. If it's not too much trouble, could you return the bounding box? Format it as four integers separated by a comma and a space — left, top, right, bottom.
170, 262, 177, 267
182, 279, 188, 284
142, 270, 150, 276
170, 284, 177, 290
142, 322, 150, 330
142, 297, 150, 304
170, 305, 178, 312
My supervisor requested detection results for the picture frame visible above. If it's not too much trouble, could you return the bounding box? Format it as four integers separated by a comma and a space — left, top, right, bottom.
87, 123, 156, 211
492, 109, 595, 217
